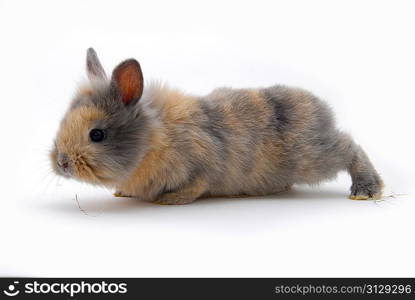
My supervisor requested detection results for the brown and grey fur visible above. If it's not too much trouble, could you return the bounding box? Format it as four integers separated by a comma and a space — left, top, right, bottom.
51, 48, 383, 204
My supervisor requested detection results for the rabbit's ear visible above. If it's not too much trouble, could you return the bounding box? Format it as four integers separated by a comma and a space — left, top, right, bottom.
86, 48, 107, 81
111, 59, 144, 105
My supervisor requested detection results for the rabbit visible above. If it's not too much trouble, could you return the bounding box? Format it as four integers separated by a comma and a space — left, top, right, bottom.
50, 48, 383, 205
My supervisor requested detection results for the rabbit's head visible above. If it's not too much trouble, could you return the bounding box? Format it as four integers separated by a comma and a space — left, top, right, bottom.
50, 48, 150, 185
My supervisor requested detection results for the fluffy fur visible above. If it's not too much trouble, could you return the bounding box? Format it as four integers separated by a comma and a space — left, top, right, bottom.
51, 48, 383, 204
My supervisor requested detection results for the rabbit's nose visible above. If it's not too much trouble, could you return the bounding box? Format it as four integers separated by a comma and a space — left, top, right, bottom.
57, 153, 70, 171
59, 161, 69, 169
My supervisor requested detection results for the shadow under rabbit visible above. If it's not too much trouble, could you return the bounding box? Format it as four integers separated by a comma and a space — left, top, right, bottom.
42, 186, 356, 216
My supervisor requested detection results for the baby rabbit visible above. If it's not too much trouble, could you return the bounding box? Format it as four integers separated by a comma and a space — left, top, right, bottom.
51, 48, 383, 204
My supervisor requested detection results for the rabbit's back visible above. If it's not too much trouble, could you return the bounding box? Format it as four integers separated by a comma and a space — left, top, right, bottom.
160, 85, 343, 197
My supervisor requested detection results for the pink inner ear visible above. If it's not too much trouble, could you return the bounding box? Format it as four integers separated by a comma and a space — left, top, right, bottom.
112, 60, 143, 104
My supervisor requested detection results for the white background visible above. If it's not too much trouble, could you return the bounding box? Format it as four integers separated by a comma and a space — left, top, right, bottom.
0, 0, 414, 277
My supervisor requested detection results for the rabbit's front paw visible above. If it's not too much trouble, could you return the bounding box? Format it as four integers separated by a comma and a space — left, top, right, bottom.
113, 191, 133, 198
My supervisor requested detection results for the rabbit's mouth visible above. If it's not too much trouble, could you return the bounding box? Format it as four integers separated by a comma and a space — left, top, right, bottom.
56, 166, 73, 178
72, 156, 118, 186
51, 148, 97, 183
70, 155, 102, 184
51, 146, 116, 186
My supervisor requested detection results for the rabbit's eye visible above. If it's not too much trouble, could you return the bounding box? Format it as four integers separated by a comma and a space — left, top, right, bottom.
89, 129, 106, 142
